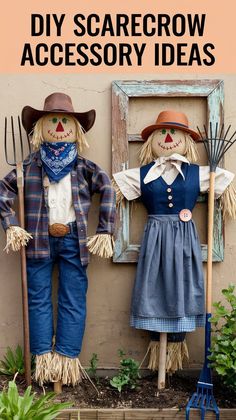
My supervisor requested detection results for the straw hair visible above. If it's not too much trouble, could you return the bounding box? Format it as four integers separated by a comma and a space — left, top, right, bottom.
87, 233, 114, 258
4, 226, 33, 253
139, 132, 199, 165
31, 115, 89, 152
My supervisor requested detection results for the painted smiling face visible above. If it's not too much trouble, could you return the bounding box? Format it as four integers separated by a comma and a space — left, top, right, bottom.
151, 128, 186, 158
42, 113, 76, 143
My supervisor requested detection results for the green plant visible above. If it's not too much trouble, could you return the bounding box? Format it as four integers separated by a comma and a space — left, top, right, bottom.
0, 346, 25, 376
110, 350, 140, 393
0, 346, 35, 376
86, 353, 99, 383
0, 379, 70, 419
208, 284, 236, 391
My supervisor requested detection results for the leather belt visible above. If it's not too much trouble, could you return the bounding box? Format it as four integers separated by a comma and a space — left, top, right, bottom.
49, 223, 70, 237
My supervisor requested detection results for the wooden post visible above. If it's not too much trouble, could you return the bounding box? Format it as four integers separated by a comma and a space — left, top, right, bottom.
157, 332, 167, 389
54, 381, 63, 394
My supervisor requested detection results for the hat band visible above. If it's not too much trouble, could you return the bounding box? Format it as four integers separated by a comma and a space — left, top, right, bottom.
44, 108, 74, 112
159, 121, 189, 129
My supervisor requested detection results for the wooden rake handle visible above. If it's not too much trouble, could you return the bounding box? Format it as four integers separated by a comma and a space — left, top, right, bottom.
206, 172, 216, 314
16, 163, 31, 386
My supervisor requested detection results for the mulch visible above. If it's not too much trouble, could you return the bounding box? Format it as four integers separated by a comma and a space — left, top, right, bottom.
0, 371, 235, 410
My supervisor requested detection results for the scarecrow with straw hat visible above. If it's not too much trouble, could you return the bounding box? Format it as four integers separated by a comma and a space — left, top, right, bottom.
0, 92, 116, 387
113, 110, 236, 378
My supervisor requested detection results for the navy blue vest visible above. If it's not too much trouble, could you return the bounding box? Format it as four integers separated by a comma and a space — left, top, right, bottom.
140, 162, 200, 214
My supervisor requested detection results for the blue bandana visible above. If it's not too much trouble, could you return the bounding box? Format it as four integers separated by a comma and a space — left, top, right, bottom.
40, 142, 77, 182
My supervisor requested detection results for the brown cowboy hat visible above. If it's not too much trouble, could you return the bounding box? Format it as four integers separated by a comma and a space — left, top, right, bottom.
141, 110, 200, 142
22, 92, 96, 134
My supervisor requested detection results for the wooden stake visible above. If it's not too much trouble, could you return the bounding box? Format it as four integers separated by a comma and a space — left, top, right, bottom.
157, 332, 167, 389
54, 381, 63, 394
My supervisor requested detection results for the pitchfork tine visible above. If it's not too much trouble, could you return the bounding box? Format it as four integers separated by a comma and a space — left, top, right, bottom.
11, 116, 17, 165
5, 116, 32, 167
215, 122, 218, 139
219, 123, 224, 139
223, 124, 231, 140
197, 126, 204, 140
18, 116, 24, 162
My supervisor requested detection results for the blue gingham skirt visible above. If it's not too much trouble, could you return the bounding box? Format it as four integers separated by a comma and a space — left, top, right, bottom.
130, 215, 205, 333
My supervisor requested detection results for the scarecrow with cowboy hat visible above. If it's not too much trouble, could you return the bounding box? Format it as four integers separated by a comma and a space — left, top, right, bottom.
0, 92, 116, 386
113, 110, 236, 374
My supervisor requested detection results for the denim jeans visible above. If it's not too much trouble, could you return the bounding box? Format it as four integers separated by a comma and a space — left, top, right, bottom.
27, 222, 88, 358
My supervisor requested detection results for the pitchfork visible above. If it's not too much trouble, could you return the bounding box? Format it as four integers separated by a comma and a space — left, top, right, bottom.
186, 122, 236, 420
4, 116, 32, 386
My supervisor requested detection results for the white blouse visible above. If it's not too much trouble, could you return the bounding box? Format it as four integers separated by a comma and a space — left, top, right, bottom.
113, 154, 234, 201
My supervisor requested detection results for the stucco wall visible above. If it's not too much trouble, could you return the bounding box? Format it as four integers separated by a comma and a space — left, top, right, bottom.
0, 73, 235, 369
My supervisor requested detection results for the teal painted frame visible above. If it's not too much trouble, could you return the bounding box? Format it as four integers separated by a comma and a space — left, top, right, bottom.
112, 80, 224, 263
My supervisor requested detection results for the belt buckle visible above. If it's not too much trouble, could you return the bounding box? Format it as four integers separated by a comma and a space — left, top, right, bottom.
179, 209, 192, 222
49, 223, 70, 237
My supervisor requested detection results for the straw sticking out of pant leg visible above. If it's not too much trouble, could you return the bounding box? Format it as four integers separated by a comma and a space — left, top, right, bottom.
146, 341, 189, 373
35, 352, 53, 386
87, 234, 114, 258
50, 353, 86, 386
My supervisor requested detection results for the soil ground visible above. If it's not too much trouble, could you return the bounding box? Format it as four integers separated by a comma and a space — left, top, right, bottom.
0, 372, 235, 410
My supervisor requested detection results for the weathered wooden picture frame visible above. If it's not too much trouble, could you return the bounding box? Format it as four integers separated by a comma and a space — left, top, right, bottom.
112, 79, 224, 263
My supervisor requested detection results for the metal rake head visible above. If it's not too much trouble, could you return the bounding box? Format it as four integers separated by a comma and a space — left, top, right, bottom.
186, 384, 220, 420
197, 122, 236, 171
4, 116, 32, 167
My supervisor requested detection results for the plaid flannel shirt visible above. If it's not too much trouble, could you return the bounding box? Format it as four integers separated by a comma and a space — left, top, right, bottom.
0, 152, 116, 266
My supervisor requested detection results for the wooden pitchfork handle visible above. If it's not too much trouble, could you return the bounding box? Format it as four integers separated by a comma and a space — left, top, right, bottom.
16, 162, 31, 386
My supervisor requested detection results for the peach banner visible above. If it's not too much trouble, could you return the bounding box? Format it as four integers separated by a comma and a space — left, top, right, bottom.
0, 0, 235, 73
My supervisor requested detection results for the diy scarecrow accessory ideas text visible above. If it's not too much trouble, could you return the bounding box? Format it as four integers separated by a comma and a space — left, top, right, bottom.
113, 110, 236, 384
20, 13, 215, 67
0, 92, 116, 387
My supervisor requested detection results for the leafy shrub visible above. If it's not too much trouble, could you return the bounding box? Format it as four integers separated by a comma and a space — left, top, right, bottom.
110, 349, 140, 393
209, 284, 236, 391
0, 346, 35, 376
0, 380, 70, 419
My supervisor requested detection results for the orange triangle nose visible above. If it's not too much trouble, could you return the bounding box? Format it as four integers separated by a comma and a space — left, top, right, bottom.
165, 133, 173, 143
56, 121, 64, 132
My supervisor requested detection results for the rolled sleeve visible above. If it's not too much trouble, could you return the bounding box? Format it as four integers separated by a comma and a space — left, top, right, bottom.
91, 166, 116, 235
113, 168, 141, 201
200, 166, 235, 198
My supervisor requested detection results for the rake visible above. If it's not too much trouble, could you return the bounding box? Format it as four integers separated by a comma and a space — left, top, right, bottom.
186, 122, 236, 420
4, 116, 32, 386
